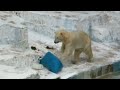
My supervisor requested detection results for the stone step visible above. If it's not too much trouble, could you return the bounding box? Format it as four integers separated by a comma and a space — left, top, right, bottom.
0, 64, 38, 79
0, 41, 120, 79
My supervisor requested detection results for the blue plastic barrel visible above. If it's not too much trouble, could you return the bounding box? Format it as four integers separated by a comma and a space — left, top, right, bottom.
39, 52, 63, 73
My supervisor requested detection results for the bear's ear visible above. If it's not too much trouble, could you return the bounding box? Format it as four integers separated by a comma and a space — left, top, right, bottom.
60, 32, 65, 38
60, 32, 68, 40
60, 32, 63, 36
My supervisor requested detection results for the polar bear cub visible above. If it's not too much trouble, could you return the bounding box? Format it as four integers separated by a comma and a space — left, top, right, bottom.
54, 27, 93, 64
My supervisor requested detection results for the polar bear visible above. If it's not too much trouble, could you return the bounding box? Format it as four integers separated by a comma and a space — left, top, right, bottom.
54, 27, 93, 64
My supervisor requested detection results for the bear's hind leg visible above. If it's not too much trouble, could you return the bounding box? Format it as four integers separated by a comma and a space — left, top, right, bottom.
72, 49, 83, 64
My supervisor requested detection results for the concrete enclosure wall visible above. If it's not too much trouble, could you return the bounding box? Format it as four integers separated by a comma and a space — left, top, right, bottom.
6, 11, 120, 44
0, 24, 28, 49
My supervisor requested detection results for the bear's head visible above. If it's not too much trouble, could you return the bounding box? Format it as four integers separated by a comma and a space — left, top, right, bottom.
54, 28, 68, 44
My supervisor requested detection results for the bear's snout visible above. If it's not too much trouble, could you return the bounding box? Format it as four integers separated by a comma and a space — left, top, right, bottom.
54, 41, 59, 44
